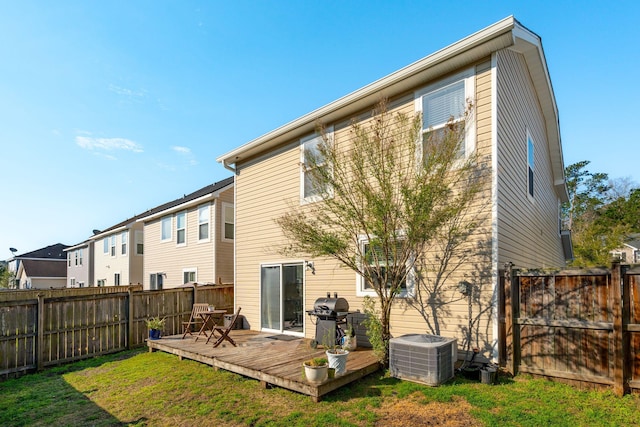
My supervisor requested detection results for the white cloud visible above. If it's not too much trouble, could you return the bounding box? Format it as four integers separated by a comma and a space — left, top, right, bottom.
172, 146, 191, 154
109, 84, 145, 99
76, 136, 143, 153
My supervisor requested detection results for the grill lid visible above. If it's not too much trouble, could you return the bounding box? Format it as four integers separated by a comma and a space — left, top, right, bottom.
313, 297, 349, 314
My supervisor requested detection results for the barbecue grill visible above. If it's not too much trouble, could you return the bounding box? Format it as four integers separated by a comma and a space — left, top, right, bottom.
307, 295, 351, 347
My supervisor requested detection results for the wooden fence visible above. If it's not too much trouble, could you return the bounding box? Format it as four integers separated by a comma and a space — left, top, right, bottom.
0, 284, 233, 379
500, 262, 640, 395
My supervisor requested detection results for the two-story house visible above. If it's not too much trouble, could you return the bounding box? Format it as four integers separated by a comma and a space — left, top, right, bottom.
137, 177, 234, 290
13, 243, 69, 289
217, 17, 572, 360
64, 239, 94, 288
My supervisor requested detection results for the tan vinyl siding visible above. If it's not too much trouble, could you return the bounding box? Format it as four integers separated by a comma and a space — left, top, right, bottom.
234, 61, 497, 355
144, 205, 215, 289
215, 187, 235, 284
496, 49, 565, 268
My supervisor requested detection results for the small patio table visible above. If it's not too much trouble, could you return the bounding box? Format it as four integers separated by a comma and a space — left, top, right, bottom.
195, 309, 227, 342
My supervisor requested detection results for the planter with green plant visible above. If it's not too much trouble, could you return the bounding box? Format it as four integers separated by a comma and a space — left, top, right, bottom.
303, 357, 328, 383
145, 317, 166, 340
323, 330, 349, 376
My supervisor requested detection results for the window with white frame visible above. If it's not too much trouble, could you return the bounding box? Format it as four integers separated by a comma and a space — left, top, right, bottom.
110, 235, 116, 257
176, 211, 186, 245
222, 202, 234, 241
357, 236, 413, 297
135, 230, 144, 255
97, 279, 106, 287
75, 250, 78, 265
161, 216, 172, 241
416, 70, 474, 162
300, 129, 332, 203
198, 204, 210, 241
114, 273, 121, 286
70, 278, 75, 288
121, 231, 128, 255
527, 131, 535, 198
67, 253, 71, 267
103, 238, 109, 254
79, 248, 83, 266
183, 269, 197, 284
150, 273, 163, 290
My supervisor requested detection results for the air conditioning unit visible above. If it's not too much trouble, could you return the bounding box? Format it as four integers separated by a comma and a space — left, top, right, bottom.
389, 334, 457, 386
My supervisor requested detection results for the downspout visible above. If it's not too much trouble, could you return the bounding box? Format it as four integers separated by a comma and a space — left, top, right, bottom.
222, 159, 236, 174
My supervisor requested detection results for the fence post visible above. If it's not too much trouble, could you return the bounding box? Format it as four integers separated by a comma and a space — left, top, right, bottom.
503, 263, 518, 375
611, 261, 627, 396
128, 286, 135, 349
37, 294, 44, 371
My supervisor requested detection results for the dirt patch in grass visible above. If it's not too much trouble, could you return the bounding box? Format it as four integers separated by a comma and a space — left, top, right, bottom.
374, 393, 479, 426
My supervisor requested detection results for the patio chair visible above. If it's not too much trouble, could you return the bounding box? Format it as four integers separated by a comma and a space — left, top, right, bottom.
211, 307, 242, 348
182, 303, 211, 339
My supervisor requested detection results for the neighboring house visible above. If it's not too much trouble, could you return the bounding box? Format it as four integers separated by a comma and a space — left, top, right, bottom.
137, 177, 234, 290
12, 243, 69, 289
217, 17, 572, 360
612, 234, 640, 264
89, 217, 145, 287
64, 239, 94, 288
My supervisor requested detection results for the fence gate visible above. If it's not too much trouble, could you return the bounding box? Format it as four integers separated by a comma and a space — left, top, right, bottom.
501, 262, 637, 395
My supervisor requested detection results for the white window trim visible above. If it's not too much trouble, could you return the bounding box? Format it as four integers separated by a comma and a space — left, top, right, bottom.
183, 268, 197, 284
110, 235, 116, 257
355, 234, 415, 298
103, 238, 109, 255
300, 127, 333, 205
414, 68, 476, 164
197, 203, 211, 243
114, 272, 121, 286
221, 202, 234, 243
149, 272, 164, 290
121, 231, 128, 256
161, 215, 173, 242
135, 230, 144, 256
79, 248, 83, 266
175, 211, 187, 246
527, 129, 535, 202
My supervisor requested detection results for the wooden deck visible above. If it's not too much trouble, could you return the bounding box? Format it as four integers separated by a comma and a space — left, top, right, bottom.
147, 330, 381, 401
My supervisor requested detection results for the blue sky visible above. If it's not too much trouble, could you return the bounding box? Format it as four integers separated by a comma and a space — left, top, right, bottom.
1, 1, 638, 257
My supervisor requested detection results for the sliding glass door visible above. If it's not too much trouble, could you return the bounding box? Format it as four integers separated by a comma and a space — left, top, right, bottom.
260, 263, 303, 334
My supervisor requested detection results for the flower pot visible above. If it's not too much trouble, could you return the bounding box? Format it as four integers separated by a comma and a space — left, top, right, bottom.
149, 329, 161, 340
326, 349, 349, 376
303, 363, 328, 383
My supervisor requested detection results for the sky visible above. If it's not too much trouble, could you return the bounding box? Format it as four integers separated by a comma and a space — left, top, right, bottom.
1, 0, 639, 258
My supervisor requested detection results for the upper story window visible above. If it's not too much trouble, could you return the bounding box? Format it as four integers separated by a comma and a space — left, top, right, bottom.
110, 235, 116, 257
356, 236, 414, 297
415, 69, 474, 162
300, 129, 332, 204
135, 230, 144, 255
121, 231, 128, 255
67, 253, 71, 267
79, 248, 83, 266
222, 202, 234, 241
75, 250, 78, 265
161, 216, 172, 241
103, 238, 109, 255
527, 131, 535, 198
198, 204, 210, 241
176, 211, 186, 245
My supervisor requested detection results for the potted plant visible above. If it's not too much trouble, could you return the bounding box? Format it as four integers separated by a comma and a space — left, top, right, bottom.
341, 323, 357, 351
303, 357, 328, 383
323, 331, 349, 376
145, 316, 166, 340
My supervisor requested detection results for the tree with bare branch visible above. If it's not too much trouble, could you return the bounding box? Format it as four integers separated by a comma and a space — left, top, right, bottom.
276, 99, 482, 366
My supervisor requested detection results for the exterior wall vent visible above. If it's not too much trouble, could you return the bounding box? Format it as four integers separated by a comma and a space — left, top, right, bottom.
389, 334, 457, 386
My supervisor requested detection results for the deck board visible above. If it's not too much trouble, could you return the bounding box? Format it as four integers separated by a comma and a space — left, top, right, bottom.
147, 330, 380, 401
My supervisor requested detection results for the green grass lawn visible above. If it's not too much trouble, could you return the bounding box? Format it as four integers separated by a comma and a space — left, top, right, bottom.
1, 348, 639, 426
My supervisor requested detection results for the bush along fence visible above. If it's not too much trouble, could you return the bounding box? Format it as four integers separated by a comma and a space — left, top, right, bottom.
500, 262, 640, 396
0, 284, 233, 379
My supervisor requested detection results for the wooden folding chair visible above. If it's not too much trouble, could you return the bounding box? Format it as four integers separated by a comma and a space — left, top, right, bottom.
211, 307, 241, 348
182, 303, 211, 339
